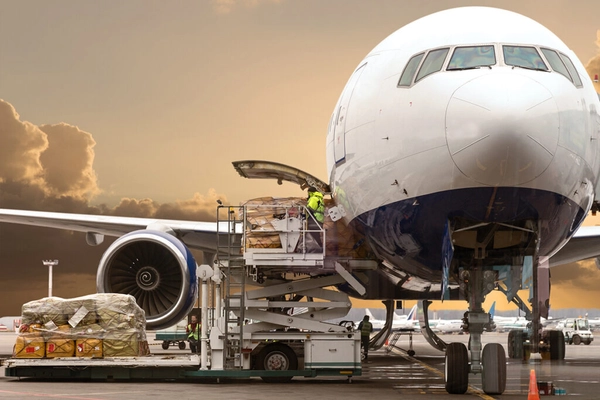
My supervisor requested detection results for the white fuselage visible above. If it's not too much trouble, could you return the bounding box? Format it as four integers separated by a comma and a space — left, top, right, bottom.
325, 7, 600, 284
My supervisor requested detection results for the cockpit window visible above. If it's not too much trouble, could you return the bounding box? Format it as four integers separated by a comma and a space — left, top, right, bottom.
503, 46, 548, 71
416, 48, 449, 82
540, 48, 571, 80
398, 53, 424, 87
447, 46, 495, 70
559, 54, 583, 87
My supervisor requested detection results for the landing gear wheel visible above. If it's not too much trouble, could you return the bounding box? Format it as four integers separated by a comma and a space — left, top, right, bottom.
256, 344, 298, 383
445, 342, 469, 394
573, 335, 581, 345
507, 331, 515, 358
481, 343, 506, 395
161, 341, 169, 350
507, 330, 524, 359
178, 341, 186, 350
547, 330, 565, 360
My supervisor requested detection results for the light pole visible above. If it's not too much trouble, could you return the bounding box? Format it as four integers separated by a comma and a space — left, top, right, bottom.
42, 260, 59, 297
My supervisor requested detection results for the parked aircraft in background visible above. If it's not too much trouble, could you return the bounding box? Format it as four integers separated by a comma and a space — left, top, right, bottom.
428, 301, 496, 334
1, 6, 600, 396
434, 318, 464, 334
363, 304, 418, 331
392, 305, 419, 331
493, 316, 529, 332
588, 317, 600, 331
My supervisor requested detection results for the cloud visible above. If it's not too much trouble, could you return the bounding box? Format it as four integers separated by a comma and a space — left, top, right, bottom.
0, 100, 48, 185
111, 190, 223, 221
39, 123, 99, 199
585, 30, 600, 93
0, 100, 101, 202
211, 0, 282, 14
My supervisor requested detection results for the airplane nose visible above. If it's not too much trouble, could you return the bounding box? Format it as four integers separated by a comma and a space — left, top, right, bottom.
445, 73, 559, 186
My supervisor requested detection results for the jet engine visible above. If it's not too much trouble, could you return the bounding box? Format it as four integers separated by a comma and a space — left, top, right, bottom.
96, 230, 197, 330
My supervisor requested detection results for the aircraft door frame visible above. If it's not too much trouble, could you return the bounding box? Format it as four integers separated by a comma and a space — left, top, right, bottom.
334, 62, 367, 164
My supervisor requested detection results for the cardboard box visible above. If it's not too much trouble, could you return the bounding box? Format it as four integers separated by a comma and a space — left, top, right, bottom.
46, 339, 75, 358
76, 338, 103, 358
14, 334, 45, 358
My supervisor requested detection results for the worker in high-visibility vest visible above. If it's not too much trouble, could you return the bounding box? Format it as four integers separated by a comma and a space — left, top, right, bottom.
186, 315, 201, 353
357, 315, 373, 361
306, 187, 325, 250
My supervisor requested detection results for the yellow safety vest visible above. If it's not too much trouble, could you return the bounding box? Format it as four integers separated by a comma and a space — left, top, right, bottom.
307, 191, 325, 223
187, 323, 200, 340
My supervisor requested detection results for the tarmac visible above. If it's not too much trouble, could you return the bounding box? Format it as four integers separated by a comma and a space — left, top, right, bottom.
0, 330, 598, 399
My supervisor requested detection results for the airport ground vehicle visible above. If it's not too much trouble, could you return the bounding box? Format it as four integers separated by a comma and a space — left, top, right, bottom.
155, 321, 189, 350
4, 202, 365, 382
559, 318, 594, 345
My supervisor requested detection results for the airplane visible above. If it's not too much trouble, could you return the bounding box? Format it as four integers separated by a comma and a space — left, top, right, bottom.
1, 6, 600, 396
362, 309, 385, 331
429, 301, 496, 334
434, 318, 464, 334
492, 315, 530, 332
588, 317, 600, 331
392, 304, 419, 331
358, 304, 418, 331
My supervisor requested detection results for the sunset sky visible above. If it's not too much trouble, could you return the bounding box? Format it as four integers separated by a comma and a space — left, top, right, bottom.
1, 0, 599, 317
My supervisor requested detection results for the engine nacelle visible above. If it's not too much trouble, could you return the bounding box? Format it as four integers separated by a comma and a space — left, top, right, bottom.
96, 230, 197, 330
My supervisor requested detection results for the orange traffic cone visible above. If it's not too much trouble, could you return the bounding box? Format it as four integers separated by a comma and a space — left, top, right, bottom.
528, 369, 540, 400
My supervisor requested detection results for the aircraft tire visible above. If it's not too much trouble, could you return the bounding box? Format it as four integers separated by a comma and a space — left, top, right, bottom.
507, 330, 524, 359
507, 331, 515, 358
548, 330, 565, 360
481, 343, 507, 395
444, 342, 469, 394
256, 343, 298, 383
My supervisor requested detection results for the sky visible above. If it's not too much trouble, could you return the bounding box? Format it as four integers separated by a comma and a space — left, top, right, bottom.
0, 0, 599, 317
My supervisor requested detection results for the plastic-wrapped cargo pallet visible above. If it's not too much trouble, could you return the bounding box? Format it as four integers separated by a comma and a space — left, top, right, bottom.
242, 197, 306, 249
242, 196, 370, 258
14, 293, 149, 359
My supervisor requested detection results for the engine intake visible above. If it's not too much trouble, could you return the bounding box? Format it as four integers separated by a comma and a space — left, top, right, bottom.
96, 230, 197, 330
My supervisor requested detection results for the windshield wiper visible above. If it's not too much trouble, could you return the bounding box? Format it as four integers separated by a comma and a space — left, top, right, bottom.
510, 65, 549, 72
447, 66, 481, 71
447, 65, 493, 71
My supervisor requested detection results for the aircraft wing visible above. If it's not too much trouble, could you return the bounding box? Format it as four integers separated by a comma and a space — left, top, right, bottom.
0, 208, 240, 252
549, 226, 600, 267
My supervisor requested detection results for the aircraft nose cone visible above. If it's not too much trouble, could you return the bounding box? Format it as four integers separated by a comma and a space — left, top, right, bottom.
446, 73, 559, 186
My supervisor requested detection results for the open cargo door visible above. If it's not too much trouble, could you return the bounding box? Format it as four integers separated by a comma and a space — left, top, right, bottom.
233, 160, 330, 194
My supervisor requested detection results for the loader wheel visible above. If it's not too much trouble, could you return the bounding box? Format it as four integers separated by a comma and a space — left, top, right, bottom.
573, 335, 581, 345
256, 343, 298, 383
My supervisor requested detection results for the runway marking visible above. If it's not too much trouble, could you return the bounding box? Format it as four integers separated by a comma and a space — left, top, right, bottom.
0, 390, 104, 399
386, 346, 495, 399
